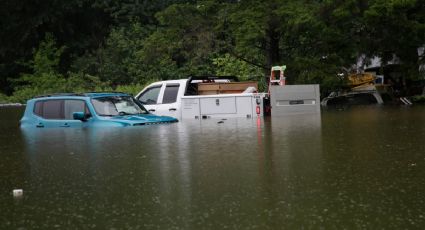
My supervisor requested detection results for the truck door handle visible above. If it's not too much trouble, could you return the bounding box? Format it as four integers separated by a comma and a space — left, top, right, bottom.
169, 108, 177, 111
36, 123, 44, 128
148, 109, 156, 112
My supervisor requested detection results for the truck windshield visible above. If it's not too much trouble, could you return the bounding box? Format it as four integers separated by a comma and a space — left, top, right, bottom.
91, 96, 149, 116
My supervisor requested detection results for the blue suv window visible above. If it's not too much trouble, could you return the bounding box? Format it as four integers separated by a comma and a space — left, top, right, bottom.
34, 100, 62, 119
34, 99, 89, 119
64, 100, 87, 119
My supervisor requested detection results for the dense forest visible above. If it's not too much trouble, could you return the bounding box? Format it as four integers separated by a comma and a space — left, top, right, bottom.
0, 0, 424, 103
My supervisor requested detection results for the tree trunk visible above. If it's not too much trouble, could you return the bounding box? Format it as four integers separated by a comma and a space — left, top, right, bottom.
398, 46, 420, 95
264, 18, 281, 78
402, 47, 420, 80
266, 24, 280, 68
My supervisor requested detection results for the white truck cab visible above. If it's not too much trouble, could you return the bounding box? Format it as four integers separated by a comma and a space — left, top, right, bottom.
135, 79, 186, 118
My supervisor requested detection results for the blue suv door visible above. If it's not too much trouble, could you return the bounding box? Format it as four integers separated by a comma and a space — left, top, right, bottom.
33, 99, 91, 128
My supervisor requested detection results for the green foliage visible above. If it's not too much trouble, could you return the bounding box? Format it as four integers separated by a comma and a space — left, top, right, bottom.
213, 53, 263, 80
11, 73, 66, 103
0, 0, 112, 94
288, 56, 346, 95
138, 1, 222, 79
65, 72, 110, 93
0, 93, 10, 104
115, 84, 146, 96
212, 52, 269, 91
10, 34, 67, 102
32, 34, 65, 75
93, 0, 183, 25
224, 1, 269, 67
10, 35, 108, 103
1, 0, 424, 100
84, 22, 151, 85
72, 22, 176, 86
362, 0, 425, 79
72, 1, 225, 86
411, 95, 425, 103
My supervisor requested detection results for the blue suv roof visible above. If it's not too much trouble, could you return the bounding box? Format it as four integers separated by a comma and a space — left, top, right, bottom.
33, 92, 130, 99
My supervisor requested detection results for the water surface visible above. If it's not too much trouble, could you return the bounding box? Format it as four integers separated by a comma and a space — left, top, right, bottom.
1, 106, 424, 229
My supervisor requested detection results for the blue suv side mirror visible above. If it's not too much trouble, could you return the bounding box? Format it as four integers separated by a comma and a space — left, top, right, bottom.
73, 112, 89, 121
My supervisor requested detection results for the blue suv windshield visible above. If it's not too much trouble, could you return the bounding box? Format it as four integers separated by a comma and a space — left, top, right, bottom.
91, 96, 149, 116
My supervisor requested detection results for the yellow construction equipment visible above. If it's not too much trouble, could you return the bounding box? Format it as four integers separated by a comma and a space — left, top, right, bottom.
347, 73, 376, 87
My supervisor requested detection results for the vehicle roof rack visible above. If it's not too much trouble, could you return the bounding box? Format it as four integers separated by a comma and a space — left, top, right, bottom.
33, 92, 131, 99
184, 76, 240, 96
188, 75, 239, 82
83, 91, 130, 95
33, 93, 84, 98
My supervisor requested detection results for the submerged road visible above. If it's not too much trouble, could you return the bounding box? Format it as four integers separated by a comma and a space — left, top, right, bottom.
1, 106, 425, 229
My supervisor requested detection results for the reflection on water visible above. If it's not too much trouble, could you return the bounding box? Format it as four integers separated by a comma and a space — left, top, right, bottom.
1, 106, 425, 228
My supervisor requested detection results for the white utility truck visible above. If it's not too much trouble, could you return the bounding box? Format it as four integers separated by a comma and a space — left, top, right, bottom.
135, 76, 267, 120
136, 66, 321, 120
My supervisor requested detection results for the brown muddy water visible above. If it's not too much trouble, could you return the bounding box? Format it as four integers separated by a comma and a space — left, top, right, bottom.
0, 106, 425, 229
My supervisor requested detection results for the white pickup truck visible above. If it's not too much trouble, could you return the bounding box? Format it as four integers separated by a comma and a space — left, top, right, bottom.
135, 77, 267, 120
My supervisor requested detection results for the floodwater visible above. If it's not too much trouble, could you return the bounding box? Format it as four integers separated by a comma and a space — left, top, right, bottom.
1, 106, 425, 229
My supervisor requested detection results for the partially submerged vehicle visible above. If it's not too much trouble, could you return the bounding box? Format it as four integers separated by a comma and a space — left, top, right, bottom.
136, 66, 321, 119
321, 73, 386, 106
20, 92, 178, 128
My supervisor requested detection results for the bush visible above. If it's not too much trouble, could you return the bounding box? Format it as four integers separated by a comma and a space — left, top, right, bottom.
411, 95, 425, 103
9, 34, 113, 103
65, 72, 111, 93
115, 79, 161, 95
10, 34, 68, 103
10, 72, 68, 103
0, 93, 10, 104
212, 53, 263, 81
115, 84, 146, 96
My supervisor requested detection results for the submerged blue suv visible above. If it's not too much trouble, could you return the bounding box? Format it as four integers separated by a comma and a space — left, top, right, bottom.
20, 93, 178, 128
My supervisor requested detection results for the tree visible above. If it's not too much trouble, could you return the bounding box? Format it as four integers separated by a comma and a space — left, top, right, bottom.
222, 0, 346, 90
362, 0, 425, 79
11, 34, 107, 102
137, 1, 223, 79
0, 0, 111, 94
11, 34, 67, 102
71, 22, 152, 85
93, 0, 190, 25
